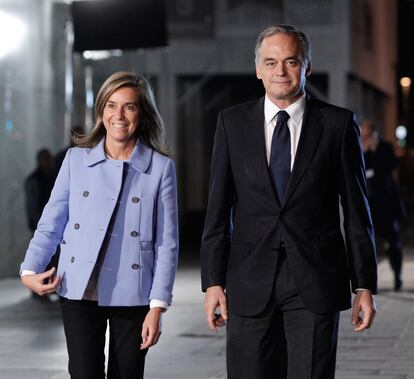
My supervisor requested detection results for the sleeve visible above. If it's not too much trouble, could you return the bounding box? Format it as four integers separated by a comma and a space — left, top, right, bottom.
200, 112, 235, 291
149, 159, 179, 305
20, 149, 72, 274
339, 114, 378, 294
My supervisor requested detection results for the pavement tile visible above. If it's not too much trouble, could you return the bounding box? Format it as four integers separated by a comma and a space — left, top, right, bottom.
0, 257, 413, 378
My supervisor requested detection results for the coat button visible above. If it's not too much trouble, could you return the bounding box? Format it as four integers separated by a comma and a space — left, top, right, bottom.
131, 263, 140, 270
74, 223, 80, 230
132, 196, 140, 203
130, 231, 139, 237
83, 191, 89, 197
71, 257, 75, 263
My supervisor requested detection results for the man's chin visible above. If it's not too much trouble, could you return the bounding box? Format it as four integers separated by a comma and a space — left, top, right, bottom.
272, 91, 303, 102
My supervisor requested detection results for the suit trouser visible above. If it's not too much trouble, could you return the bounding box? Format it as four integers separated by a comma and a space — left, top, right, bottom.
374, 216, 403, 287
60, 298, 149, 379
226, 250, 340, 379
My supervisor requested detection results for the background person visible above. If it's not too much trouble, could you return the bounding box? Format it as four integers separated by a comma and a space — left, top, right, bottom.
360, 120, 405, 290
24, 148, 56, 301
201, 25, 377, 379
20, 71, 179, 378
24, 148, 55, 233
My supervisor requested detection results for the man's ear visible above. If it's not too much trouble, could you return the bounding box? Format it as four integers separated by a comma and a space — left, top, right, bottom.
305, 62, 312, 77
256, 66, 262, 80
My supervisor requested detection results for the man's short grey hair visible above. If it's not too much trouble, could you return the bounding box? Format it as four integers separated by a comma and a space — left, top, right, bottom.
255, 25, 311, 66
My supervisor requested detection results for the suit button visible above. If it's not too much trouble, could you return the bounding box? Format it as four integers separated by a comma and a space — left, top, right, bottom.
132, 196, 140, 203
131, 263, 140, 270
83, 191, 89, 197
130, 231, 139, 237
74, 223, 80, 230
71, 257, 75, 263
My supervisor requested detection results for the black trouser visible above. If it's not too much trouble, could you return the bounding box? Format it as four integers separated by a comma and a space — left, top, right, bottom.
60, 298, 149, 379
374, 217, 403, 287
227, 251, 340, 379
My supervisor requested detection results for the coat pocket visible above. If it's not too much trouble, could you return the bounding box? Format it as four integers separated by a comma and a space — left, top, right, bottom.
230, 240, 251, 259
140, 249, 155, 297
140, 197, 154, 242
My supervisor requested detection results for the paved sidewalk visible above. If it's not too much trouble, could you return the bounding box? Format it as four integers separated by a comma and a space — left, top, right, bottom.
0, 257, 413, 379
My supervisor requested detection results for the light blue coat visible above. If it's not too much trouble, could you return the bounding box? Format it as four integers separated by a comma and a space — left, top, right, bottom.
21, 138, 179, 306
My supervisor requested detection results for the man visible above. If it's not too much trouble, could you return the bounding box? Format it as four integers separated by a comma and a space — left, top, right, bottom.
24, 148, 56, 300
24, 148, 55, 232
201, 25, 377, 379
360, 121, 405, 291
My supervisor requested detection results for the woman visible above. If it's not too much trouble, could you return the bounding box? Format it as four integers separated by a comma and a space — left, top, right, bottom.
20, 71, 179, 378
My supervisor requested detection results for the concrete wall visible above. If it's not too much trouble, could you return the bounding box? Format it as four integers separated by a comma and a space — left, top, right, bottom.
0, 0, 399, 275
350, 0, 398, 140
0, 0, 58, 276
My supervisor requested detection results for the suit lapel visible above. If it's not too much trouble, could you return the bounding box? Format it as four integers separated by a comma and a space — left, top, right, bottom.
244, 97, 281, 209
284, 98, 323, 204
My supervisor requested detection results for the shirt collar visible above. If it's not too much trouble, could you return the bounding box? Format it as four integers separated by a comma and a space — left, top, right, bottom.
264, 93, 306, 126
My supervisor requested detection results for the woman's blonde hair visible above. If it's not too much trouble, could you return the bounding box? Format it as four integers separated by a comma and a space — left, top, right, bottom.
74, 71, 169, 156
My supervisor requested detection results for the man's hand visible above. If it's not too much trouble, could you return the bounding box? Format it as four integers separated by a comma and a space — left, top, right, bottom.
352, 290, 376, 332
204, 285, 228, 333
140, 307, 163, 350
21, 267, 61, 296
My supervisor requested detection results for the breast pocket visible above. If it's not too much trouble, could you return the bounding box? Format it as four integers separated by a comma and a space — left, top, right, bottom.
140, 197, 154, 242
315, 230, 346, 268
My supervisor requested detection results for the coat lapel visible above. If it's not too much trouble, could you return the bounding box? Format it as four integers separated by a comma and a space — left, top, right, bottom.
244, 97, 281, 209
83, 137, 153, 173
84, 138, 106, 166
128, 139, 153, 173
284, 98, 323, 204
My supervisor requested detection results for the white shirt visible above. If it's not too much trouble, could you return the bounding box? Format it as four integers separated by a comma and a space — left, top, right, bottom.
264, 94, 306, 169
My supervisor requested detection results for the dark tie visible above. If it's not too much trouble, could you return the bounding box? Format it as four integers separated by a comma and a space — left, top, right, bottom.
270, 110, 291, 203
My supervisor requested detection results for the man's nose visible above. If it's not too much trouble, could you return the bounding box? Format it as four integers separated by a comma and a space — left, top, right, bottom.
275, 63, 286, 75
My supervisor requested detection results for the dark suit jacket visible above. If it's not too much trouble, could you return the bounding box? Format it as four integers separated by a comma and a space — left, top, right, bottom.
200, 96, 377, 316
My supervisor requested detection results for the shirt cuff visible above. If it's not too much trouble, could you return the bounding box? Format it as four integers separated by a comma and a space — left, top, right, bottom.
21, 270, 36, 276
150, 299, 169, 312
356, 288, 371, 293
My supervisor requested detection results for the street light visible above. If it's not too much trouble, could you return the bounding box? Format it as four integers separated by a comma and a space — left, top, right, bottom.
400, 77, 412, 88
0, 11, 26, 59
396, 125, 407, 147
400, 76, 411, 118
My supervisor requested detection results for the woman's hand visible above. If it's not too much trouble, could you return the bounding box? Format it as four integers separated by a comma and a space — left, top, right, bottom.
21, 267, 61, 296
140, 307, 163, 350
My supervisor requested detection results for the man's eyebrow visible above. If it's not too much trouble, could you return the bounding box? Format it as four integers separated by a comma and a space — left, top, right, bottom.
261, 56, 300, 63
